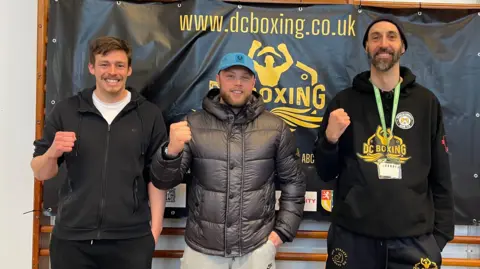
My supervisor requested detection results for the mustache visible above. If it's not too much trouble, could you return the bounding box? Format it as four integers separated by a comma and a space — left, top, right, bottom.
374, 48, 394, 57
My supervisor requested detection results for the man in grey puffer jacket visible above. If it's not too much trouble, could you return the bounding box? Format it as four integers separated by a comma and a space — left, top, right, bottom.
150, 52, 306, 269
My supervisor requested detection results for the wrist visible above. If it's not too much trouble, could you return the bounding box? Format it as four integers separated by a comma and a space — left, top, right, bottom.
45, 149, 58, 160
325, 130, 338, 144
166, 144, 181, 157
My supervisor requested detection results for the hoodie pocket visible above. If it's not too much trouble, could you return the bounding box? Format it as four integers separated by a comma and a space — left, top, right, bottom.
133, 177, 139, 214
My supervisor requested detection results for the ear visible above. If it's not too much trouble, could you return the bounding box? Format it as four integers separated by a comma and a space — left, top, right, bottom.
216, 73, 220, 84
127, 66, 132, 76
401, 43, 406, 55
88, 63, 95, 75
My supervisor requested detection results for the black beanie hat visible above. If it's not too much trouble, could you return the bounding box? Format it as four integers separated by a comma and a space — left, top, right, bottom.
363, 15, 408, 51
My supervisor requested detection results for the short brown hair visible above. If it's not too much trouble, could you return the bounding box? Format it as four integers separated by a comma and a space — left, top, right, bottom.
89, 36, 132, 66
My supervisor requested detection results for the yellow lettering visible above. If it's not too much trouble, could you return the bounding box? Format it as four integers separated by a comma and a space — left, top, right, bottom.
296, 87, 310, 107
250, 12, 259, 33
259, 88, 272, 103
363, 143, 369, 154
274, 88, 287, 104
312, 19, 320, 35
295, 19, 305, 39
322, 19, 330, 35
261, 18, 269, 34
302, 154, 315, 164
230, 12, 239, 32
285, 18, 294, 35
401, 144, 407, 155
338, 19, 346, 36
313, 84, 326, 110
240, 17, 248, 33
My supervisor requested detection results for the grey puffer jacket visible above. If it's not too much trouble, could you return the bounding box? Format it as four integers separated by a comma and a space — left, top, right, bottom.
151, 88, 306, 257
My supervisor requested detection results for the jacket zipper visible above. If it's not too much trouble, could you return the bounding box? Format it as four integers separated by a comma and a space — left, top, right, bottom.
239, 127, 245, 256
96, 124, 111, 239
225, 117, 233, 255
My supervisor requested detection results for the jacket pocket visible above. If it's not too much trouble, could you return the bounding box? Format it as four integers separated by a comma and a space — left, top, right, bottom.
133, 177, 139, 214
58, 178, 98, 229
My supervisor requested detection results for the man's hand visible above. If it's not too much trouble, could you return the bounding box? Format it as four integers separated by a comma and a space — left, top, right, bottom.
167, 121, 191, 156
46, 131, 76, 158
325, 108, 350, 144
152, 229, 161, 245
268, 231, 283, 248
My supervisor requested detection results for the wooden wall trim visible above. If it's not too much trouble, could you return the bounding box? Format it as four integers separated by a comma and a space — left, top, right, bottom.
40, 226, 480, 244
38, 249, 480, 267
33, 0, 48, 268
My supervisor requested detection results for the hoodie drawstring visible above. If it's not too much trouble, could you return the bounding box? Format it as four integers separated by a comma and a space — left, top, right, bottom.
75, 114, 83, 156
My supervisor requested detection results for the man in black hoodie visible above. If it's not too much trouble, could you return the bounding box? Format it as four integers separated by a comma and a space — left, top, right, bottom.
31, 36, 168, 269
314, 16, 454, 268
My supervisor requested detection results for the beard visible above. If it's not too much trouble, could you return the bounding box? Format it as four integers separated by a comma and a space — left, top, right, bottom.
220, 89, 251, 108
368, 47, 402, 72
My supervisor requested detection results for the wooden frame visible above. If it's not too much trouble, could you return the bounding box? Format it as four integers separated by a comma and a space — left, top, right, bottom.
33, 0, 480, 268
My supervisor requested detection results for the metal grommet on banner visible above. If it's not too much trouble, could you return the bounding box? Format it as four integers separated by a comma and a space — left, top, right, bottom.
178, 3, 181, 8
357, 0, 362, 13
51, 100, 56, 105
477, 52, 480, 57
171, 210, 176, 215
116, 1, 121, 5
473, 219, 478, 226
474, 173, 479, 179
418, 2, 422, 16
238, 5, 242, 9
52, 38, 57, 43
476, 113, 480, 117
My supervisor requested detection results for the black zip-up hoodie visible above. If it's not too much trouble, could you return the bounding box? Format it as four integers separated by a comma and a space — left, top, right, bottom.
33, 87, 168, 240
314, 67, 454, 250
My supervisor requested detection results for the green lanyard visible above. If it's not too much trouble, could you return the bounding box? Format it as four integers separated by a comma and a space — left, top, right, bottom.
372, 81, 401, 146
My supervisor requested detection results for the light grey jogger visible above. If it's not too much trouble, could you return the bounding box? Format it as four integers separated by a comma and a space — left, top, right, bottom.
180, 240, 277, 269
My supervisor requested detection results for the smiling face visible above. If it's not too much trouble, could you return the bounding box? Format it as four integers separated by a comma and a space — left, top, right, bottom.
87, 36, 133, 102
365, 21, 405, 72
88, 50, 132, 98
216, 66, 256, 108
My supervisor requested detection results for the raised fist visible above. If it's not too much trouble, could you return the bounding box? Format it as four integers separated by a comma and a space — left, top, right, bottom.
325, 109, 350, 144
167, 121, 191, 156
46, 131, 76, 158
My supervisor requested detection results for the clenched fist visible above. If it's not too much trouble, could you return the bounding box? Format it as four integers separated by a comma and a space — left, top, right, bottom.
46, 131, 76, 158
325, 108, 350, 144
167, 121, 191, 156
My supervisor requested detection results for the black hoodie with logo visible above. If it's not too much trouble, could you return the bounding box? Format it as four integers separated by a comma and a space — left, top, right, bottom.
314, 67, 454, 250
33, 87, 168, 241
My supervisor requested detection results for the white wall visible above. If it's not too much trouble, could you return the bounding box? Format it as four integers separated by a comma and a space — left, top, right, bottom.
0, 1, 37, 269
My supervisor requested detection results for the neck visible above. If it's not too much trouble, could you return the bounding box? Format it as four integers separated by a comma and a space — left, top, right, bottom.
370, 65, 401, 92
220, 98, 243, 114
94, 87, 128, 103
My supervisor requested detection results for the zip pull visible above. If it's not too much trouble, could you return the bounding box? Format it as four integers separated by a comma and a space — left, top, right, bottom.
91, 240, 94, 245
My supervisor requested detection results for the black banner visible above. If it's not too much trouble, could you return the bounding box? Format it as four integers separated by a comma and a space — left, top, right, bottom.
43, 0, 480, 225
